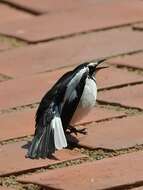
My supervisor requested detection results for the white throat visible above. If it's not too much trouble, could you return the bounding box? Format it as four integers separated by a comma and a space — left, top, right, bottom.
80, 77, 97, 108
71, 77, 97, 124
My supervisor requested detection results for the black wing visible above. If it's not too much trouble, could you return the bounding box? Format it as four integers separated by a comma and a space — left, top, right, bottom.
60, 71, 88, 130
28, 103, 55, 158
29, 65, 88, 158
35, 70, 73, 126
36, 65, 88, 129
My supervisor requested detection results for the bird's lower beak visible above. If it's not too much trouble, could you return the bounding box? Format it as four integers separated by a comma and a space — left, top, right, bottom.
96, 66, 109, 72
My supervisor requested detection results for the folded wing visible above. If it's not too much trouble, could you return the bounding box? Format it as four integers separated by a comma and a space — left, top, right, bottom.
27, 65, 88, 158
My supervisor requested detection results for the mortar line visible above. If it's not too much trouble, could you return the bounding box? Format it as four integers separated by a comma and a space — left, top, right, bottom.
0, 0, 40, 15
0, 21, 143, 45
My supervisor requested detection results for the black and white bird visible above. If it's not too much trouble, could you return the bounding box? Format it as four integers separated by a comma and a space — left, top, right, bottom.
27, 59, 107, 159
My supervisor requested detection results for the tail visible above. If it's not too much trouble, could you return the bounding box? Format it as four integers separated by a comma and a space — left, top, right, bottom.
27, 115, 67, 159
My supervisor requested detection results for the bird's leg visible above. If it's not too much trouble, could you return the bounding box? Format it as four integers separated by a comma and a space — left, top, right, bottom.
67, 125, 87, 135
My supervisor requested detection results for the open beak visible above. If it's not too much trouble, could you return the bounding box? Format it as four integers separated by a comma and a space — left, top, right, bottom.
96, 65, 109, 72
97, 58, 107, 65
96, 58, 108, 72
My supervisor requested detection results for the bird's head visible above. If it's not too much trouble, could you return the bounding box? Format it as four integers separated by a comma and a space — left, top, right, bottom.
87, 58, 108, 77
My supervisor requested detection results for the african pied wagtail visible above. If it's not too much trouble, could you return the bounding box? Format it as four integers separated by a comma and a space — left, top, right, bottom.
27, 59, 107, 158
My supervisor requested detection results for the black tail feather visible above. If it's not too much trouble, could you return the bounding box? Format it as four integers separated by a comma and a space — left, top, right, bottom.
27, 125, 55, 159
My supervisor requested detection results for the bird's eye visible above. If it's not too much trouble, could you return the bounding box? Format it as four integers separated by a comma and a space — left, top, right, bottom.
88, 65, 95, 70
88, 65, 92, 69
88, 65, 95, 75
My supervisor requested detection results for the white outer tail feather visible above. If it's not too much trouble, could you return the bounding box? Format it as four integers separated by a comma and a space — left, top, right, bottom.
51, 116, 67, 150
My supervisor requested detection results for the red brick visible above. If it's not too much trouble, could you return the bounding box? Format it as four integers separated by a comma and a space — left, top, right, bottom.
70, 115, 143, 150
0, 45, 73, 77
73, 106, 125, 126
0, 68, 70, 110
0, 4, 33, 24
0, 1, 143, 42
2, 0, 102, 14
98, 84, 143, 110
17, 151, 143, 190
0, 107, 125, 141
0, 141, 87, 176
0, 43, 11, 51
133, 23, 143, 31
0, 28, 143, 77
109, 53, 143, 70
0, 110, 35, 141
0, 187, 15, 190
97, 67, 143, 90
0, 74, 11, 83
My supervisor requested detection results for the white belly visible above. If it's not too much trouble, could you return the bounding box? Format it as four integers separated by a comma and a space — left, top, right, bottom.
71, 77, 97, 125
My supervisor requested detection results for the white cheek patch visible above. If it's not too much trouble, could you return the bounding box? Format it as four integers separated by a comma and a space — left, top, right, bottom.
88, 62, 98, 67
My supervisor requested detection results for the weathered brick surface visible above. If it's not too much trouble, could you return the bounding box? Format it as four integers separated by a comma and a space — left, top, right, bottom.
0, 187, 15, 190
133, 23, 143, 31
0, 28, 143, 77
0, 43, 12, 51
1, 1, 143, 189
0, 1, 143, 42
18, 151, 143, 190
73, 106, 125, 126
2, 0, 99, 14
0, 107, 125, 141
70, 115, 143, 150
0, 74, 10, 83
109, 53, 143, 70
0, 4, 33, 24
98, 84, 143, 109
0, 69, 69, 110
0, 110, 35, 141
97, 67, 143, 90
0, 141, 87, 176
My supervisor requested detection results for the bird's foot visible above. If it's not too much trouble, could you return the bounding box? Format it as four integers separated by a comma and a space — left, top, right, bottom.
67, 126, 87, 136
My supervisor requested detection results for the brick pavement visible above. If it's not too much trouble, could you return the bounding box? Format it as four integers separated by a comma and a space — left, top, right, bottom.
0, 107, 125, 142
69, 115, 143, 150
18, 151, 143, 190
0, 43, 12, 52
0, 1, 143, 189
0, 141, 87, 176
0, 4, 33, 24
1, 0, 143, 42
0, 187, 15, 190
2, 0, 98, 14
108, 53, 143, 70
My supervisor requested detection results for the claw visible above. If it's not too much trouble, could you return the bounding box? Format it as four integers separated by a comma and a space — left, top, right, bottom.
67, 126, 87, 136
77, 128, 87, 135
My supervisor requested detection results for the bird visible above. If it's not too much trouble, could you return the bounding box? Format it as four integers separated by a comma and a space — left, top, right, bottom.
27, 59, 107, 159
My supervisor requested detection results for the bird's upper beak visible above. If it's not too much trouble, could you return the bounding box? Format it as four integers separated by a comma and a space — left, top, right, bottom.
95, 58, 109, 72
97, 58, 107, 65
